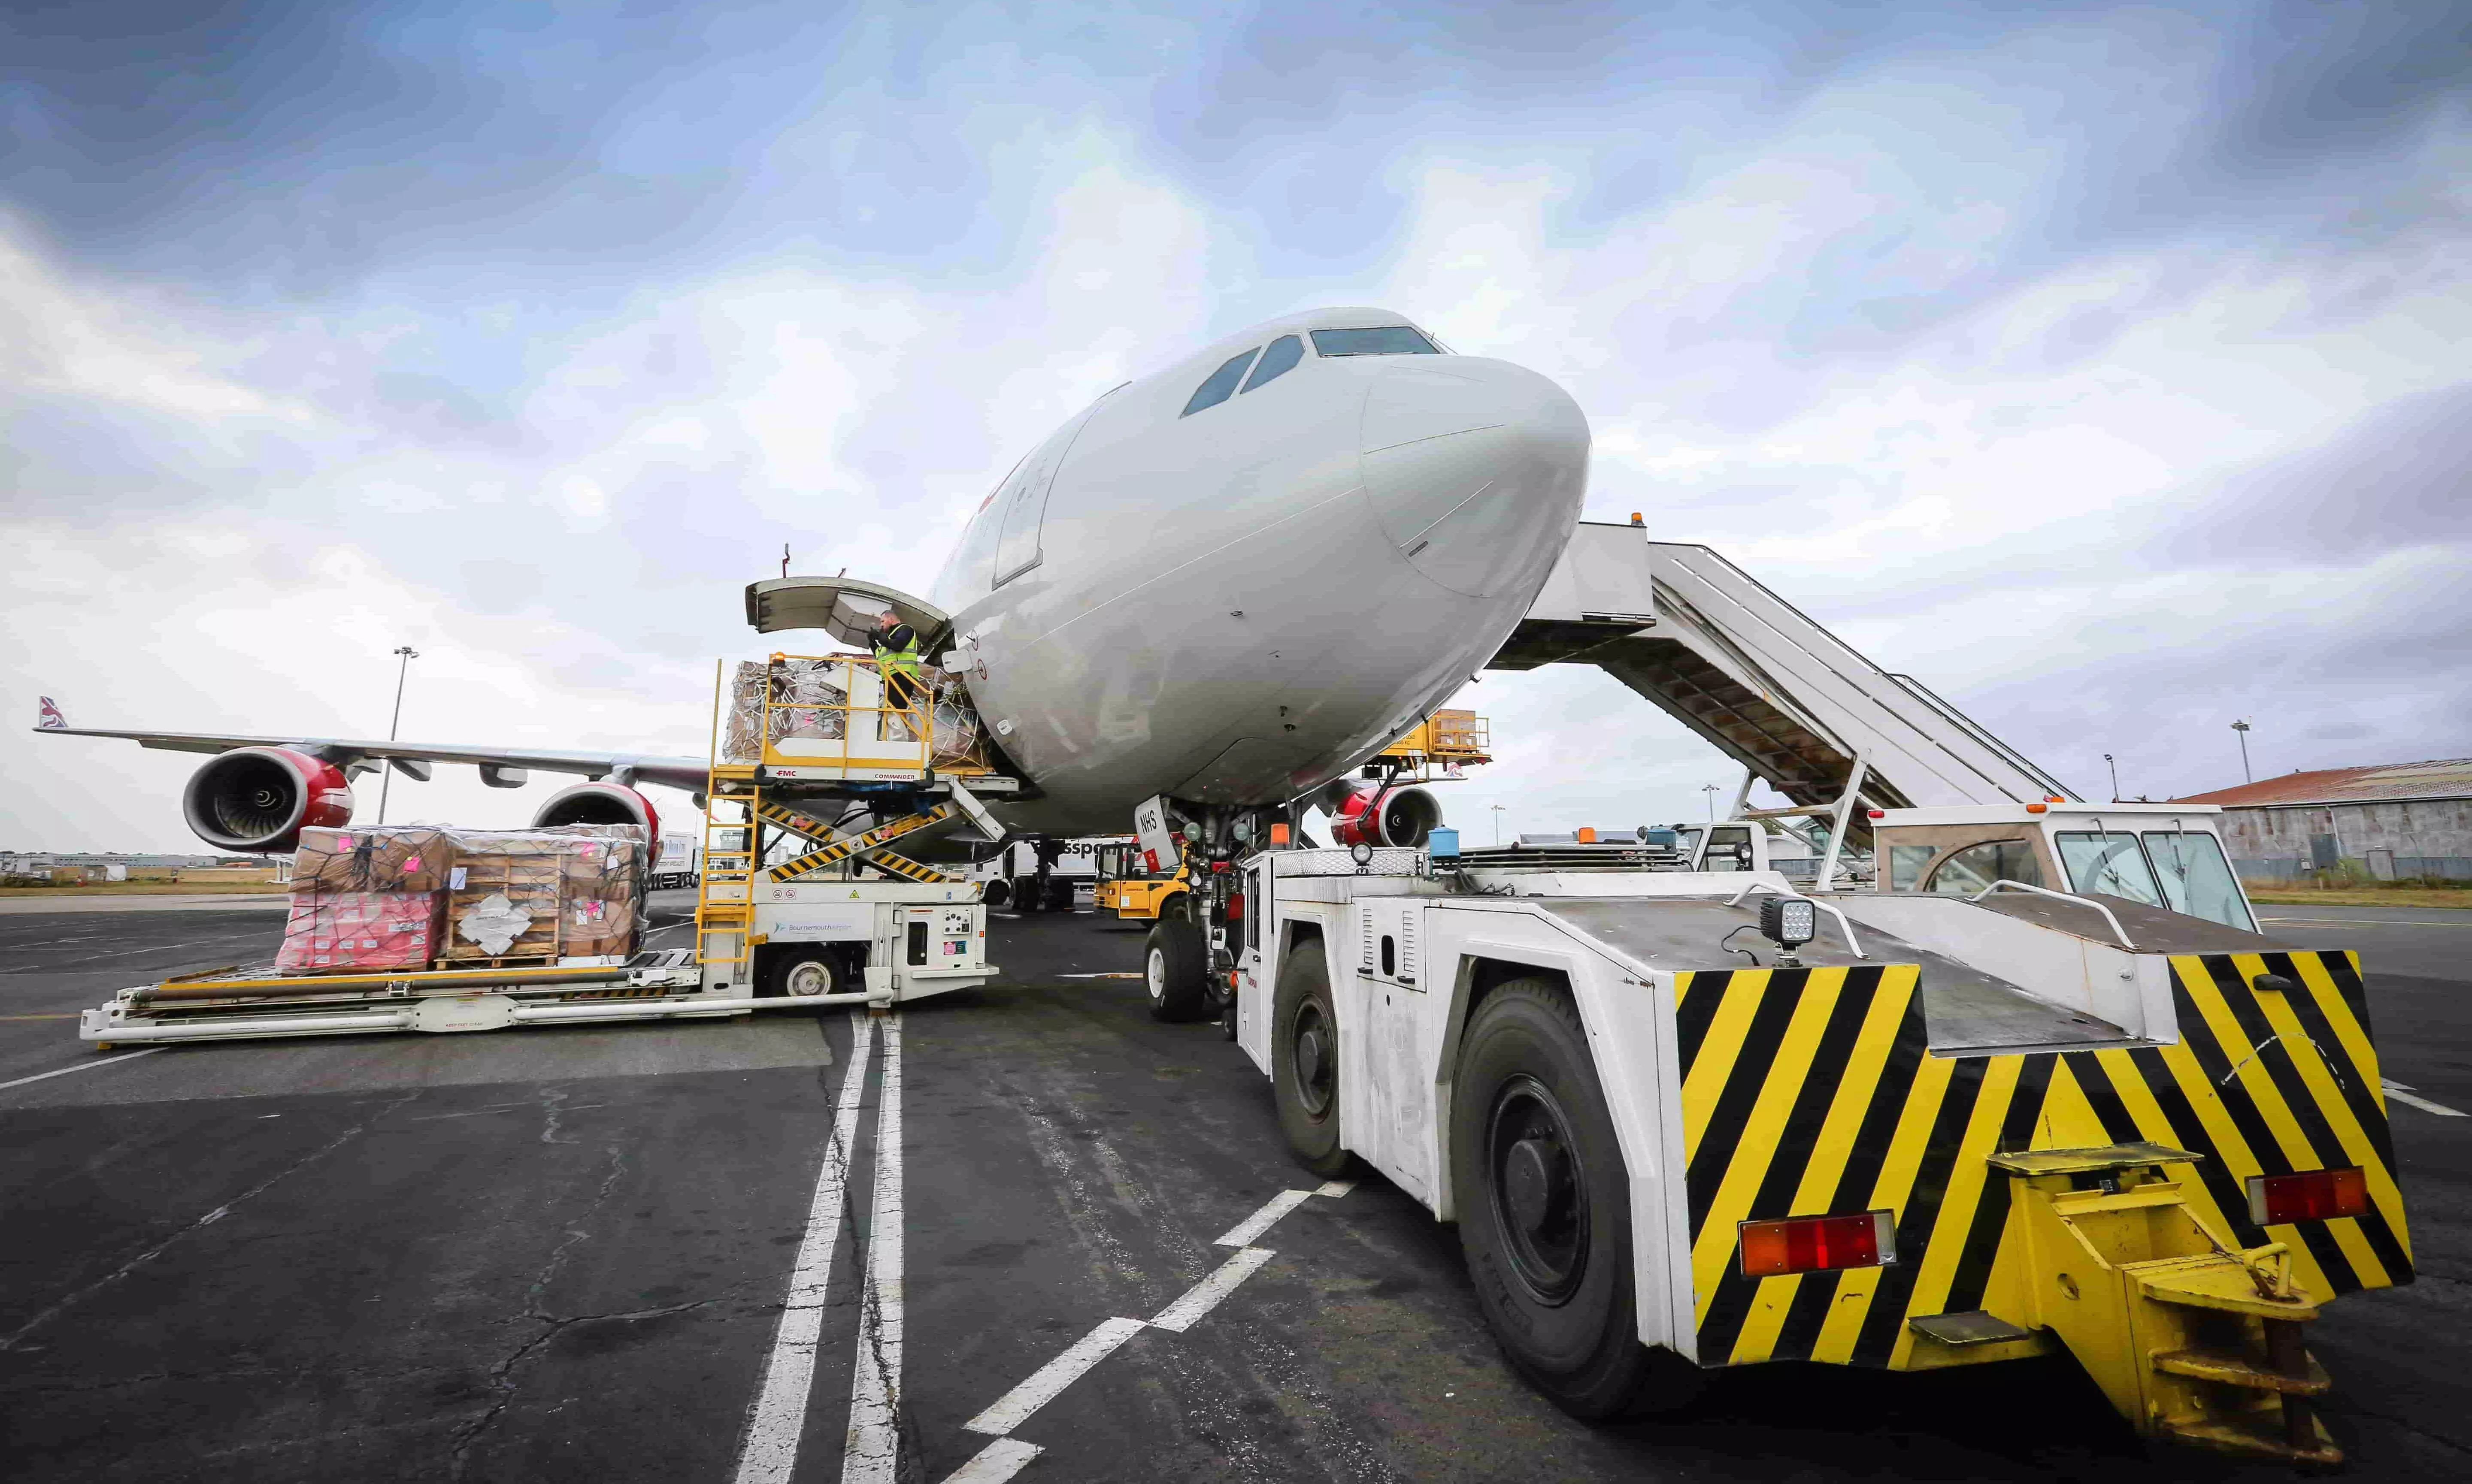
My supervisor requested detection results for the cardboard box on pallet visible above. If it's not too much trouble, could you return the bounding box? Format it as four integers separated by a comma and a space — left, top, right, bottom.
293, 826, 451, 893
274, 890, 445, 975
436, 825, 648, 964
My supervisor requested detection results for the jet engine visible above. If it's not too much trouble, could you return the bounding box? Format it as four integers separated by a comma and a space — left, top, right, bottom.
182, 747, 355, 852
1327, 781, 1443, 849
530, 781, 660, 853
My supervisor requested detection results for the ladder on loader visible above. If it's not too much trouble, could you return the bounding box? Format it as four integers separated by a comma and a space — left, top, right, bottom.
1491, 523, 2076, 812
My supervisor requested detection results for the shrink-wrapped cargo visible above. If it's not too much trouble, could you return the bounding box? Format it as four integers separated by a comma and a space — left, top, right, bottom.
721, 653, 984, 762
293, 826, 451, 893
274, 891, 444, 975
276, 823, 647, 970
437, 824, 647, 964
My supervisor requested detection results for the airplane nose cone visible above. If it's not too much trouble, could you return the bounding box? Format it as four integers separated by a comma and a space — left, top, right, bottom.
1360, 359, 1589, 598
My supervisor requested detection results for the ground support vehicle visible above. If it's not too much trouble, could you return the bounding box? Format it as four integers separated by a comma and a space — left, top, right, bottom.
1231, 843, 2409, 1465
975, 837, 1112, 913
80, 624, 1008, 1048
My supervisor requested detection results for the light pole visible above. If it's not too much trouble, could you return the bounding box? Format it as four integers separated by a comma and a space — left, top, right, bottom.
377, 647, 419, 825
1701, 783, 1719, 821
2231, 719, 2252, 784
1490, 803, 1506, 846
2104, 753, 2121, 803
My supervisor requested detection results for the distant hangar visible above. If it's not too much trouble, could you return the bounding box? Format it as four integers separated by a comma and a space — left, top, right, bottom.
2177, 758, 2472, 884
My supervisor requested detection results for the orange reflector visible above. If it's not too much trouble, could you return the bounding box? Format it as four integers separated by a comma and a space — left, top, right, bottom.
1577, 827, 1597, 843
2044, 794, 2066, 803
2025, 803, 2048, 813
1737, 1211, 1895, 1278
1269, 822, 1291, 846
2248, 1167, 2370, 1225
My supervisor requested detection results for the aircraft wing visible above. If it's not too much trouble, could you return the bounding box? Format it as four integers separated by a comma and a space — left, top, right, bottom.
32, 721, 710, 793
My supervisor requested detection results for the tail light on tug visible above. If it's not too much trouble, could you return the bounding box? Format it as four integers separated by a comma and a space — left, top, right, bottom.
182, 747, 355, 852
1738, 1210, 1897, 1278
2248, 1167, 2370, 1226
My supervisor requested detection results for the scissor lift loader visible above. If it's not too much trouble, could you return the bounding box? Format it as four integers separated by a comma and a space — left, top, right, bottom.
82, 577, 1006, 1047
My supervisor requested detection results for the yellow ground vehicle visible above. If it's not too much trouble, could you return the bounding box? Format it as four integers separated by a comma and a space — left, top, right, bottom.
1093, 840, 1188, 921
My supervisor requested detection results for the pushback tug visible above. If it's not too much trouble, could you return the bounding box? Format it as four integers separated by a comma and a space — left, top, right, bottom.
1133, 522, 2408, 1466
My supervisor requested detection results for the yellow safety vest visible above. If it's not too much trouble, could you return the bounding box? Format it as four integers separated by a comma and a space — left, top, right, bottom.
874, 630, 921, 679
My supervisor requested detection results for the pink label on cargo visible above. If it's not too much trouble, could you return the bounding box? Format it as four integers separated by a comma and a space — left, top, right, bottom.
402, 856, 421, 872
337, 834, 356, 849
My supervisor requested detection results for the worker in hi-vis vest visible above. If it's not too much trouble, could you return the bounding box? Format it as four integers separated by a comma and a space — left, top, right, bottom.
870, 608, 926, 736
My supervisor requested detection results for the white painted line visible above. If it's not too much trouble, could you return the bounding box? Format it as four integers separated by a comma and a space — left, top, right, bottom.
731, 1013, 876, 1484
1314, 1179, 1357, 1198
1056, 972, 1142, 979
842, 1010, 906, 1484
2384, 1081, 2468, 1117
940, 1437, 1044, 1484
0, 1049, 159, 1092
962, 1316, 1149, 1436
1148, 1246, 1276, 1333
1213, 1189, 1313, 1247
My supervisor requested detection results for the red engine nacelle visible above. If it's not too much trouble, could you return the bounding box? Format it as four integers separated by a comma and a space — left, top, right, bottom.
530, 781, 659, 854
1329, 782, 1443, 849
182, 747, 355, 853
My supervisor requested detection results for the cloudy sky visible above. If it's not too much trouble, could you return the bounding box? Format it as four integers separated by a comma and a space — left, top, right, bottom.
3, 0, 2466, 852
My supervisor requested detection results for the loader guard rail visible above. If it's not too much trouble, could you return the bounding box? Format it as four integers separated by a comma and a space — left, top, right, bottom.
1676, 948, 2409, 1464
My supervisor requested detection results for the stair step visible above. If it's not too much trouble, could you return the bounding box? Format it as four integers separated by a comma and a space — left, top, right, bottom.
1908, 1311, 2035, 1346
2159, 1417, 2341, 1467
2152, 1348, 2329, 1395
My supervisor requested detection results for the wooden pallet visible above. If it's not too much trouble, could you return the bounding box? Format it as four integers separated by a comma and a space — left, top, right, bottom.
438, 854, 566, 964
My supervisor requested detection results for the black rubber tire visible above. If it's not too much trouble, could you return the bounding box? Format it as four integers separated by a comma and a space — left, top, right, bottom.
1271, 944, 1353, 1176
1144, 916, 1209, 1023
766, 947, 843, 1000
983, 878, 1012, 909
1452, 977, 1654, 1421
1044, 876, 1075, 913
1013, 876, 1043, 914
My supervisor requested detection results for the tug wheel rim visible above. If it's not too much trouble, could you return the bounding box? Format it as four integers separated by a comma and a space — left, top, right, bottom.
1487, 1073, 1589, 1305
1146, 946, 1168, 1004
783, 958, 835, 997
1291, 1000, 1336, 1118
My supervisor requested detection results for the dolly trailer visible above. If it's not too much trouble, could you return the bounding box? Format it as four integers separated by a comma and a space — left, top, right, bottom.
1233, 847, 2409, 1466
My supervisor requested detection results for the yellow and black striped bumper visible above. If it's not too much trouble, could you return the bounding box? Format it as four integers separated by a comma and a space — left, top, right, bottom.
1675, 949, 2410, 1370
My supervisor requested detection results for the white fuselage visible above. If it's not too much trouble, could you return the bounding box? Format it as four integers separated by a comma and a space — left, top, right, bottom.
929, 307, 1589, 836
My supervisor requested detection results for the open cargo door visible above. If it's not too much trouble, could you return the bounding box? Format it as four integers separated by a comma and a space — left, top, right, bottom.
745, 576, 951, 652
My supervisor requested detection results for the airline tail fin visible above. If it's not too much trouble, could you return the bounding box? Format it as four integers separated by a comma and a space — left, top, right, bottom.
36, 697, 65, 730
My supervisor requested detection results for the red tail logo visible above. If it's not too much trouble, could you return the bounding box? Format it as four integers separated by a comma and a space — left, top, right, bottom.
36, 697, 65, 729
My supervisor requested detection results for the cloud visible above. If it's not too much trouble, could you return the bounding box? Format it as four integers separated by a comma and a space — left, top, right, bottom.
2, 2, 2464, 851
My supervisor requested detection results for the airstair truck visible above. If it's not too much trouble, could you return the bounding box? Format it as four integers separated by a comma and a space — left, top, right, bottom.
1196, 525, 2407, 1465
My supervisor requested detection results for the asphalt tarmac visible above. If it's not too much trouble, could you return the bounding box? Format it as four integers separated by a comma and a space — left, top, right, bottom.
1, 899, 2466, 1481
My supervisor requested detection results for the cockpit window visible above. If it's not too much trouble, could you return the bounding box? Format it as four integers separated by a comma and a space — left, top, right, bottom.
1181, 348, 1260, 416
1309, 326, 1440, 357
1241, 335, 1304, 392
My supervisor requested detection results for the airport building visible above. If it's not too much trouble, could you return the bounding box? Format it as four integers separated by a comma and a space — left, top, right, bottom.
2175, 758, 2472, 884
